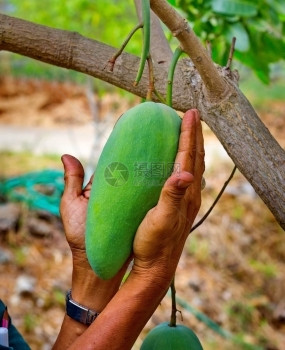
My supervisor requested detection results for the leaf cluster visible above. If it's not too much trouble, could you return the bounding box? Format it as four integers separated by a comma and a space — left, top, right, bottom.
169, 0, 285, 83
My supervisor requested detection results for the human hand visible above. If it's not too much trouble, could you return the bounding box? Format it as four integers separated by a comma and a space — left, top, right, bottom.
132, 109, 205, 283
60, 155, 92, 267
60, 155, 127, 308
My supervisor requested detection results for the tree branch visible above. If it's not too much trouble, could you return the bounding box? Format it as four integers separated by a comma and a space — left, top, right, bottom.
150, 0, 231, 101
0, 13, 284, 229
0, 13, 193, 106
199, 88, 285, 230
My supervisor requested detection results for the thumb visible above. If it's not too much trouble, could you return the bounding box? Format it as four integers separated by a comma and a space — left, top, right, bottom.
158, 171, 194, 209
61, 154, 85, 199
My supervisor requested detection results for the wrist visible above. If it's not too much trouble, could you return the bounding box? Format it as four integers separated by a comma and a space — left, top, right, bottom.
132, 257, 178, 286
66, 289, 100, 325
130, 263, 173, 292
71, 253, 129, 311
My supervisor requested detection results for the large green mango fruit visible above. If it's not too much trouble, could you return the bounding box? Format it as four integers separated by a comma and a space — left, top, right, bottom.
86, 102, 181, 279
140, 322, 204, 350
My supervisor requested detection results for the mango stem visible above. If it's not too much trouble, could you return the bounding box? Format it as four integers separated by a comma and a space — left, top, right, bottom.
166, 47, 184, 107
133, 0, 150, 86
169, 277, 177, 327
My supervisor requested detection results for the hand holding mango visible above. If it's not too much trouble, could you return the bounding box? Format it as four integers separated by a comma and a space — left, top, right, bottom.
85, 103, 204, 280
133, 108, 204, 281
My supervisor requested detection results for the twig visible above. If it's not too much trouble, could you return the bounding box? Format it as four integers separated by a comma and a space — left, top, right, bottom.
153, 88, 166, 103
106, 23, 143, 72
146, 55, 154, 100
206, 40, 212, 58
226, 37, 236, 69
190, 165, 237, 233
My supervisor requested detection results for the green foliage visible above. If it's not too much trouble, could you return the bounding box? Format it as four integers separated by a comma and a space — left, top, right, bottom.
169, 0, 285, 83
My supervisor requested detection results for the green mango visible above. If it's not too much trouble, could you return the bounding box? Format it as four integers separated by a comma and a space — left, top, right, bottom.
141, 322, 204, 350
86, 102, 181, 279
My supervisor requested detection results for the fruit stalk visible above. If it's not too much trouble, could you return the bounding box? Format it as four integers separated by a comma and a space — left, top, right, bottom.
169, 277, 177, 327
166, 46, 183, 107
134, 0, 151, 86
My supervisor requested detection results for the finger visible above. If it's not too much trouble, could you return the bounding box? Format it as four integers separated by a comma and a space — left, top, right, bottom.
174, 110, 197, 176
193, 112, 205, 186
157, 171, 194, 213
184, 112, 205, 216
61, 154, 85, 199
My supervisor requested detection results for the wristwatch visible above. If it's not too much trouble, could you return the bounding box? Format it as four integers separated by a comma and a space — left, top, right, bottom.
66, 290, 100, 325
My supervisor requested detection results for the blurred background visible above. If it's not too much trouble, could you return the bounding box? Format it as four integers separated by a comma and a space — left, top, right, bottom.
0, 1, 284, 349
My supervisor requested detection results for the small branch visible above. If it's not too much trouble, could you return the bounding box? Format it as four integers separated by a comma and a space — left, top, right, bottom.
190, 165, 237, 233
226, 37, 236, 69
154, 88, 166, 103
106, 23, 143, 72
206, 40, 212, 58
150, 0, 231, 101
146, 55, 154, 100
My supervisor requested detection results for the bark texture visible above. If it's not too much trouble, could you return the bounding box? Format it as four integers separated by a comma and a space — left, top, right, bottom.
0, 12, 284, 229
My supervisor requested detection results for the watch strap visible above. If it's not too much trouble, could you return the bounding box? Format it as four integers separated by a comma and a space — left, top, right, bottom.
66, 290, 100, 325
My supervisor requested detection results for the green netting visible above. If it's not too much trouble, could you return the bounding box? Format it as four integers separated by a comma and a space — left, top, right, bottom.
0, 170, 64, 216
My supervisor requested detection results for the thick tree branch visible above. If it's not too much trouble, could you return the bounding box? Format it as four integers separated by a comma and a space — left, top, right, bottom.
0, 13, 284, 229
0, 13, 193, 107
199, 88, 285, 230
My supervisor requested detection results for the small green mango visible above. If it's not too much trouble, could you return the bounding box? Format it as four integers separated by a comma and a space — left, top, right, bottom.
140, 322, 204, 350
86, 102, 181, 279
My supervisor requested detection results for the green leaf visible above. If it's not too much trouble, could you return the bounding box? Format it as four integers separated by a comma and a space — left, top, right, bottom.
271, 0, 285, 15
235, 50, 270, 84
212, 0, 258, 17
211, 38, 229, 66
225, 22, 249, 51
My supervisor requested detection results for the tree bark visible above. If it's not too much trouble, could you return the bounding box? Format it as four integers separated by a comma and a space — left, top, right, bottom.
0, 12, 284, 229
